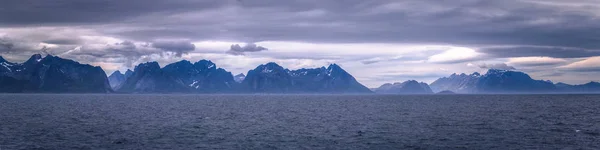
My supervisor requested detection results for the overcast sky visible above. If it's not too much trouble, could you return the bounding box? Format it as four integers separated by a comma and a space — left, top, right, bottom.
1, 0, 600, 87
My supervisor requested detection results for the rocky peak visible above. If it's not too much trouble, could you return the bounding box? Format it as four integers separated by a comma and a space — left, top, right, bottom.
24, 54, 43, 65
134, 62, 161, 73
111, 70, 123, 76
194, 60, 216, 70
326, 64, 345, 75
257, 62, 285, 74
124, 69, 134, 77
234, 73, 246, 83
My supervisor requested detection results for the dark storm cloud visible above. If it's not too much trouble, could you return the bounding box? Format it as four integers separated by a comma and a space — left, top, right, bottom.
0, 0, 228, 26
60, 41, 153, 61
0, 38, 14, 52
478, 63, 516, 70
42, 39, 83, 45
0, 37, 40, 54
151, 41, 196, 57
227, 43, 268, 55
1, 0, 600, 60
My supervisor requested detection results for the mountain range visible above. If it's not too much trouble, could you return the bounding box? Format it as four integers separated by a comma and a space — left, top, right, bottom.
429, 69, 600, 94
2, 54, 600, 94
0, 54, 111, 93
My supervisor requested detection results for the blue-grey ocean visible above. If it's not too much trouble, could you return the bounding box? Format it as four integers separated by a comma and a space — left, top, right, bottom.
1, 94, 599, 149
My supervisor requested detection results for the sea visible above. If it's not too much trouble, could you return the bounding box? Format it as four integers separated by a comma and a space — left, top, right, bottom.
0, 94, 599, 149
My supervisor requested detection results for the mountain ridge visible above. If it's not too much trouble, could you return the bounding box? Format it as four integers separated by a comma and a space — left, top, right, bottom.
2, 54, 600, 94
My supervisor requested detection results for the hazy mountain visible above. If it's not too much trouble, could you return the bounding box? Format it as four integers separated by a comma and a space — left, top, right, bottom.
374, 80, 433, 94
430, 72, 480, 93
234, 73, 246, 83
475, 69, 556, 93
430, 69, 557, 94
0, 54, 111, 93
124, 69, 133, 78
241, 63, 371, 93
108, 70, 133, 90
555, 82, 600, 93
436, 90, 456, 94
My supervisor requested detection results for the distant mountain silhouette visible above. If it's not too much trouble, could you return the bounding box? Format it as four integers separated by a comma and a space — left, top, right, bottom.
431, 69, 557, 94
108, 69, 133, 90
374, 80, 433, 94
436, 90, 456, 94
555, 82, 600, 93
0, 54, 111, 93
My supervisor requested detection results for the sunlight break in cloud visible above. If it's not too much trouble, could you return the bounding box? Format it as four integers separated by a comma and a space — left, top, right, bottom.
427, 47, 483, 64
507, 57, 567, 66
558, 56, 600, 72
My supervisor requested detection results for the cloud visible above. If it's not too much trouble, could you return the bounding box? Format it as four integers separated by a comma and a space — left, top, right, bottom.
428, 47, 483, 64
0, 37, 14, 52
479, 46, 600, 58
0, 36, 46, 54
506, 56, 567, 66
558, 56, 600, 72
477, 63, 516, 70
151, 40, 196, 57
226, 43, 268, 55
1, 0, 600, 85
539, 72, 565, 77
361, 57, 385, 64
42, 38, 82, 45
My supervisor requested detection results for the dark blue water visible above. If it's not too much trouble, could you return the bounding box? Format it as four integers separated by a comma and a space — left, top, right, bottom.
0, 94, 599, 149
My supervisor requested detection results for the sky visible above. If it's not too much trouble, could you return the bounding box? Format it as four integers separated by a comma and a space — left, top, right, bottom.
1, 0, 600, 88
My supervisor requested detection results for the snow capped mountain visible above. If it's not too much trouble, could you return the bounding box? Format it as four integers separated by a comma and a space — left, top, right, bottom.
0, 56, 16, 74
476, 69, 556, 93
431, 69, 557, 94
0, 54, 111, 93
7, 55, 598, 94
117, 60, 236, 93
2, 57, 375, 94
163, 59, 236, 92
374, 80, 433, 94
242, 63, 371, 93
242, 62, 294, 93
430, 72, 480, 93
